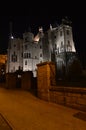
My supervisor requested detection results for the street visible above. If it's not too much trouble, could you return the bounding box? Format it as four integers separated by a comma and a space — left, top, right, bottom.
0, 87, 86, 130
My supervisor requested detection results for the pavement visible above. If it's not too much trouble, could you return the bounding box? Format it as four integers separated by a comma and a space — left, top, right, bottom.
0, 86, 86, 130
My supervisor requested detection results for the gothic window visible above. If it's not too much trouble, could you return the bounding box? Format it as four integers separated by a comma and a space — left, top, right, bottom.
68, 40, 70, 45
67, 40, 72, 51
25, 60, 27, 65
28, 53, 31, 58
60, 41, 64, 52
67, 30, 69, 35
40, 53, 42, 57
61, 41, 63, 47
11, 54, 17, 62
21, 53, 23, 58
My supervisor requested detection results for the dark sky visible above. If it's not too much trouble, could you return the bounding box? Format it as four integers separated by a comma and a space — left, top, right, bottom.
0, 2, 86, 64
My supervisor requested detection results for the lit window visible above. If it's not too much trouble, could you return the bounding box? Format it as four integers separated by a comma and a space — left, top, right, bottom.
25, 60, 27, 65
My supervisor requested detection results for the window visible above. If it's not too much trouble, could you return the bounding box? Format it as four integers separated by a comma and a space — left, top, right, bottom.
28, 53, 31, 58
61, 41, 63, 47
60, 41, 64, 52
67, 40, 72, 51
21, 53, 23, 58
68, 40, 70, 45
11, 54, 17, 62
40, 53, 42, 57
25, 60, 27, 65
67, 30, 69, 35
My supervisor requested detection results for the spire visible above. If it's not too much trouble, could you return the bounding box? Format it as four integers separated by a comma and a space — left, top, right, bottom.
50, 24, 52, 30
9, 21, 14, 39
39, 26, 43, 33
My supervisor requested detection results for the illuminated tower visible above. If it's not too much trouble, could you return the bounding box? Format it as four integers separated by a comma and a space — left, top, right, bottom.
45, 17, 78, 79
6, 22, 23, 73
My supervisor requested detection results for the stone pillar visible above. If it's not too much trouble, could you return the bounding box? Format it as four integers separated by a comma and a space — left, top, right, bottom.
37, 61, 56, 101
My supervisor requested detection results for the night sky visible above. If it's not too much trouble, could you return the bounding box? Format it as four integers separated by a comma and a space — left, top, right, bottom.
0, 2, 86, 66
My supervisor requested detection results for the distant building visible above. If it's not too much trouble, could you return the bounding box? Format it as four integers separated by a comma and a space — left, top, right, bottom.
6, 18, 78, 77
0, 54, 7, 81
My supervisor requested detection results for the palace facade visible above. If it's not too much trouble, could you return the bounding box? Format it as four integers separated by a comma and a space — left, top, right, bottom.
6, 18, 78, 77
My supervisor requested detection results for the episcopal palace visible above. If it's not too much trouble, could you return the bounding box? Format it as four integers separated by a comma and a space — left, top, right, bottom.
6, 18, 78, 77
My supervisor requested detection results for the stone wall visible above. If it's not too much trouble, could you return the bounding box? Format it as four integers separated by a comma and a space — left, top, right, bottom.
6, 73, 17, 89
21, 71, 33, 90
49, 87, 86, 112
5, 71, 33, 90
37, 61, 86, 112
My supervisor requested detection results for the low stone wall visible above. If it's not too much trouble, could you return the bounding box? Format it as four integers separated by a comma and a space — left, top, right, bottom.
39, 87, 86, 112
5, 71, 33, 90
5, 73, 17, 89
37, 61, 86, 112
37, 89, 50, 101
37, 87, 86, 111
21, 71, 33, 90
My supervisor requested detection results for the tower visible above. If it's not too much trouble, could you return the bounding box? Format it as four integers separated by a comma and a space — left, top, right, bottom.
6, 22, 23, 73
9, 21, 14, 39
47, 17, 78, 79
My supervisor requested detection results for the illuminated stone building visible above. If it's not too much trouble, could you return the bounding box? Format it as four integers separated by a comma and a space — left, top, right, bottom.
6, 37, 23, 73
23, 27, 43, 77
7, 18, 78, 77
